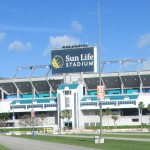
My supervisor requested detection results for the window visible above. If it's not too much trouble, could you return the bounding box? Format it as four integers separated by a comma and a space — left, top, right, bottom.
44, 103, 56, 108
65, 97, 70, 107
90, 122, 95, 126
96, 122, 100, 126
64, 90, 71, 95
10, 105, 26, 109
84, 111, 89, 116
132, 118, 139, 122
84, 123, 89, 127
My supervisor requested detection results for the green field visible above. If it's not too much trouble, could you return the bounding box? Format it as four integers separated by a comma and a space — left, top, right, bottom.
0, 145, 9, 150
13, 133, 150, 150
73, 132, 150, 139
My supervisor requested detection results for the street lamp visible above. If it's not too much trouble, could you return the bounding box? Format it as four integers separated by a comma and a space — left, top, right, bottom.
97, 0, 104, 144
13, 64, 52, 137
31, 85, 35, 137
30, 67, 35, 137
13, 105, 15, 134
11, 87, 15, 134
97, 86, 104, 143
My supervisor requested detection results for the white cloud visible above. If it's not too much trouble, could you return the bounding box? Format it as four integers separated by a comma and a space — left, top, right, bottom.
8, 40, 32, 52
71, 20, 83, 33
137, 33, 150, 49
0, 24, 67, 33
0, 32, 6, 42
44, 35, 80, 56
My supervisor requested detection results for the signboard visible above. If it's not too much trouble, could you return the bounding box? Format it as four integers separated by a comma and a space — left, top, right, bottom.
31, 108, 35, 118
51, 46, 97, 74
12, 116, 15, 121
97, 85, 104, 99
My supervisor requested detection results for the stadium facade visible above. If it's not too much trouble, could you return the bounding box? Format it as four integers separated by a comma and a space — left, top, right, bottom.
0, 45, 150, 131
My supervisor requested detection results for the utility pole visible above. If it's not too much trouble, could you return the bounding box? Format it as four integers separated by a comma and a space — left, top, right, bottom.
96, 0, 104, 144
31, 83, 35, 137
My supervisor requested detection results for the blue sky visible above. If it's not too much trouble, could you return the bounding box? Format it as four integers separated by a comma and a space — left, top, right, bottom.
1, 0, 150, 77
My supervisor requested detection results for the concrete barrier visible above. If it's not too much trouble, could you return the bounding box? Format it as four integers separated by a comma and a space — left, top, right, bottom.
5, 132, 11, 136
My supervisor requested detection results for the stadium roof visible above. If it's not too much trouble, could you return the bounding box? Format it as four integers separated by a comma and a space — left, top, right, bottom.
83, 71, 150, 90
0, 76, 63, 96
0, 70, 150, 96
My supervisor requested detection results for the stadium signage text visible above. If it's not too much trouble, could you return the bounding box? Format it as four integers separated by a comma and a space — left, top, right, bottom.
66, 53, 94, 67
51, 47, 97, 74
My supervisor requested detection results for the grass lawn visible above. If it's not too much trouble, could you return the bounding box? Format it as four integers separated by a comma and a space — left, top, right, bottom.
0, 145, 9, 150
74, 132, 150, 139
13, 134, 150, 150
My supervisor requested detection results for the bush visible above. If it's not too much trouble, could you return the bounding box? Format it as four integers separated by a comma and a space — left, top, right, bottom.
0, 127, 44, 132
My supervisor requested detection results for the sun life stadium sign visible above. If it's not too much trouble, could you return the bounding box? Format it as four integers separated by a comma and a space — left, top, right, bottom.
51, 46, 97, 74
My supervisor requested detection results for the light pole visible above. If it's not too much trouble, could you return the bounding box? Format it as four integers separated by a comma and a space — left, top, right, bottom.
31, 85, 35, 137
13, 64, 51, 136
97, 0, 104, 143
11, 87, 15, 134
13, 105, 15, 133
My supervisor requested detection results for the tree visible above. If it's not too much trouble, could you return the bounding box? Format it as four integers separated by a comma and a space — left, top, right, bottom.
111, 113, 119, 128
40, 113, 46, 126
138, 101, 144, 129
105, 108, 111, 130
19, 114, 41, 128
147, 104, 150, 113
0, 112, 10, 127
19, 114, 32, 127
0, 112, 10, 132
60, 110, 72, 129
147, 104, 150, 124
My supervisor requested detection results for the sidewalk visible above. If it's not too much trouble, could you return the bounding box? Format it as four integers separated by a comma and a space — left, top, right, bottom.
0, 135, 98, 150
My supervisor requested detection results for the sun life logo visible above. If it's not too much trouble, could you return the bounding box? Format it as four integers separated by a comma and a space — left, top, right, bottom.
52, 55, 64, 69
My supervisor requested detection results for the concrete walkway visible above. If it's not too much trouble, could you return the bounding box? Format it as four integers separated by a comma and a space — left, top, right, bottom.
0, 135, 98, 150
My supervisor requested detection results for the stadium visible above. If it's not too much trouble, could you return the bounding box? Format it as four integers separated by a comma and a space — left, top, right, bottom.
0, 45, 150, 131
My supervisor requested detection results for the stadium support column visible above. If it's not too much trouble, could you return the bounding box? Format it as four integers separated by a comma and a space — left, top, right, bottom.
138, 71, 143, 93
1, 90, 4, 99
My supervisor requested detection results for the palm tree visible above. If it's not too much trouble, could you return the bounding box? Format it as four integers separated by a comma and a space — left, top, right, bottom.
138, 101, 144, 129
111, 113, 119, 128
105, 108, 111, 130
60, 110, 72, 129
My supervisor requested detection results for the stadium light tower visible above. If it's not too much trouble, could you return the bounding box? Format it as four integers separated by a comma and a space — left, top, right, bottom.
13, 64, 51, 137
96, 0, 104, 144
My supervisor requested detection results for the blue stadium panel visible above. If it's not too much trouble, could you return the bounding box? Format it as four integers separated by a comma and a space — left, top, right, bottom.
58, 84, 79, 90
105, 94, 139, 100
81, 94, 139, 101
22, 93, 55, 98
10, 98, 56, 105
81, 96, 97, 101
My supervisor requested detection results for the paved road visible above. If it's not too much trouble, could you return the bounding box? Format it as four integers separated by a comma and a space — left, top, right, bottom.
1, 132, 150, 150
0, 135, 98, 150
